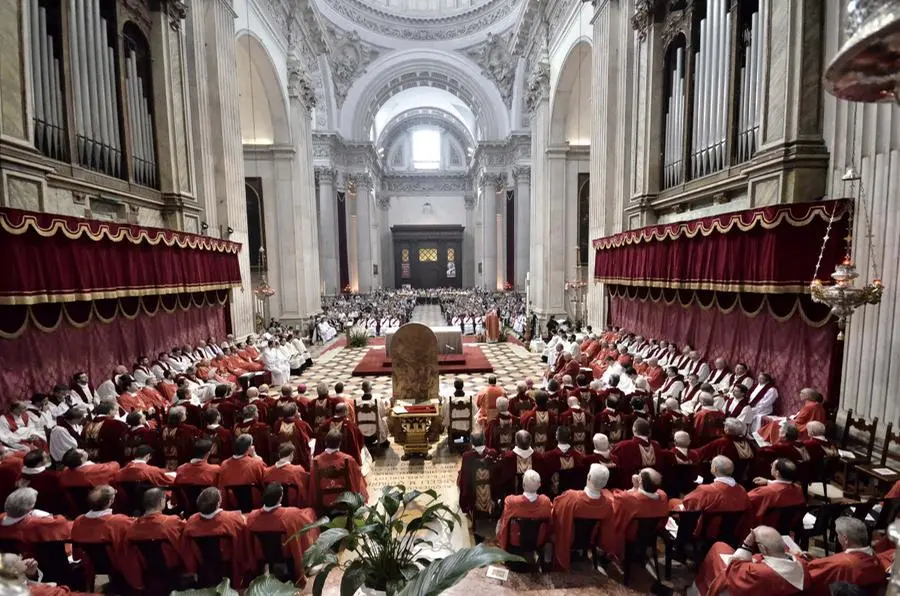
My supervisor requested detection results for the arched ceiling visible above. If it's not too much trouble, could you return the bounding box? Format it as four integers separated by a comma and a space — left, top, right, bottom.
377, 107, 475, 156
374, 89, 475, 141
550, 41, 591, 146
236, 34, 290, 145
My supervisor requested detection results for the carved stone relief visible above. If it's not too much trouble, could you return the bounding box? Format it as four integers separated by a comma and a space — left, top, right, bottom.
463, 33, 516, 107
288, 56, 317, 111
327, 29, 381, 108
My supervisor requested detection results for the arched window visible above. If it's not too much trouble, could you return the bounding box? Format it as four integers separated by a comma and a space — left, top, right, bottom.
123, 23, 158, 188
27, 0, 68, 161
411, 128, 441, 170
245, 178, 266, 271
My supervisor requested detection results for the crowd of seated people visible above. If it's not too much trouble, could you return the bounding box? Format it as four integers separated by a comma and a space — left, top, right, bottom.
0, 374, 371, 593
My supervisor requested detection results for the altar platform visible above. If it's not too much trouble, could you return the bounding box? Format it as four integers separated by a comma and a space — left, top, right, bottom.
351, 345, 493, 376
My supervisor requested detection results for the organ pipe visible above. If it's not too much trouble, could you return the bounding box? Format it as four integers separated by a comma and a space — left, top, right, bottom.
736, 4, 766, 163
125, 50, 157, 187
663, 47, 686, 189
29, 1, 65, 160
691, 0, 732, 178
29, 0, 45, 150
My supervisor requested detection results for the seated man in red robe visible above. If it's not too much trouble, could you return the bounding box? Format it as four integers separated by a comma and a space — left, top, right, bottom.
233, 404, 275, 465
745, 458, 806, 532
494, 430, 541, 501
495, 469, 552, 551
699, 418, 757, 470
666, 430, 700, 466
756, 423, 811, 478
644, 358, 666, 392
71, 485, 139, 591
593, 394, 626, 444
184, 487, 253, 588
0, 487, 71, 547
303, 383, 339, 431
802, 421, 838, 461
692, 393, 726, 447
264, 443, 311, 508
692, 525, 810, 595
81, 399, 128, 464
126, 487, 193, 587
457, 432, 497, 524
17, 450, 64, 515
173, 439, 220, 511
601, 468, 668, 562
117, 377, 152, 417
654, 398, 689, 448
550, 463, 614, 570
475, 375, 506, 424
542, 426, 585, 497
758, 388, 826, 444
507, 382, 535, 418
520, 391, 557, 453
558, 396, 591, 454
484, 397, 518, 452
115, 444, 172, 513
123, 411, 160, 464
219, 434, 266, 510
584, 433, 617, 467
313, 403, 363, 464
245, 482, 319, 584
200, 407, 234, 465
60, 448, 120, 490
806, 516, 888, 595
309, 430, 368, 510
161, 405, 200, 472
610, 418, 664, 489
273, 403, 313, 469
670, 455, 750, 539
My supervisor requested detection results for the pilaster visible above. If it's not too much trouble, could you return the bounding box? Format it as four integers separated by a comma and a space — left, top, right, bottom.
464, 193, 475, 288
316, 167, 338, 295
353, 172, 374, 293
513, 165, 531, 291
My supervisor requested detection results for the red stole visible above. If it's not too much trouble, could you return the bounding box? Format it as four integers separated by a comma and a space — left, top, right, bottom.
71, 384, 94, 404
749, 383, 774, 407
725, 397, 750, 418
708, 368, 730, 386
659, 376, 677, 394
4, 413, 28, 432
681, 383, 702, 404
688, 359, 705, 376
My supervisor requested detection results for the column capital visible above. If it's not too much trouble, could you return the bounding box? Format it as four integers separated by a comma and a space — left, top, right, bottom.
315, 166, 337, 184
350, 172, 373, 190
513, 165, 531, 183
464, 194, 476, 210
376, 195, 391, 211
287, 57, 316, 111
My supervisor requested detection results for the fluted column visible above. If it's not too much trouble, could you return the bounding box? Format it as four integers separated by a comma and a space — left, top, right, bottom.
473, 184, 484, 288
513, 165, 531, 291
316, 167, 338, 295
463, 194, 475, 287
481, 172, 499, 290
354, 173, 373, 293
287, 58, 322, 319
377, 196, 393, 288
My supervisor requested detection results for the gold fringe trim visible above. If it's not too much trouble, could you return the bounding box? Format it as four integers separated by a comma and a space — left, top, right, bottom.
592, 277, 812, 294
0, 282, 240, 306
593, 199, 849, 250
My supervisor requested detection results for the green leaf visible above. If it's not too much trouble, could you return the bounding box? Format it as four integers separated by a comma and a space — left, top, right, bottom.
395, 545, 525, 596
311, 564, 335, 596
245, 574, 298, 596
316, 527, 351, 551
170, 577, 237, 596
340, 561, 369, 596
297, 516, 332, 536
399, 563, 419, 581
402, 489, 422, 505
334, 491, 365, 511
383, 490, 400, 518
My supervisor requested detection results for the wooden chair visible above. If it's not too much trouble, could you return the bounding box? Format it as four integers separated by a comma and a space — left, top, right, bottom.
448, 397, 474, 452
795, 503, 847, 554
225, 484, 257, 513
570, 518, 605, 571
174, 484, 205, 517
280, 482, 303, 508
854, 422, 900, 497
74, 541, 130, 594
118, 481, 161, 516
65, 485, 92, 517
808, 454, 842, 502
665, 463, 700, 499
504, 517, 550, 572
131, 538, 181, 595
355, 401, 382, 450
622, 516, 665, 586
251, 530, 295, 582
191, 535, 231, 588
660, 510, 703, 579
838, 410, 878, 493
766, 505, 806, 536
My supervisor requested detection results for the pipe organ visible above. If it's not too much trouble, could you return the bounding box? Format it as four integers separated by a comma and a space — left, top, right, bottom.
28, 0, 66, 161
125, 44, 158, 188
68, 0, 122, 178
736, 2, 767, 164
663, 47, 686, 189
691, 0, 733, 179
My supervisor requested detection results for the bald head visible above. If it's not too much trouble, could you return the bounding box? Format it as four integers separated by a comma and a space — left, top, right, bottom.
724, 418, 745, 436
699, 392, 714, 407
754, 526, 787, 557
246, 387, 259, 399
665, 397, 679, 411
522, 469, 541, 493
638, 468, 662, 493
567, 395, 580, 409
587, 463, 610, 492
806, 421, 826, 438
515, 430, 532, 450
711, 455, 734, 478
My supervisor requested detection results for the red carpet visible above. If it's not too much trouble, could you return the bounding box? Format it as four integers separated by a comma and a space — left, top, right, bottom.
323, 334, 479, 354
351, 346, 494, 376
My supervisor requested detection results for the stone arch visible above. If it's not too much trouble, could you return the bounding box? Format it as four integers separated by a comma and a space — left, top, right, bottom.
340, 50, 509, 141
235, 31, 291, 145
377, 108, 475, 158
550, 40, 592, 145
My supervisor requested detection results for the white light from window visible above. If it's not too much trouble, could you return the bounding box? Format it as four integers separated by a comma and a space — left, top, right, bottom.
412, 128, 441, 170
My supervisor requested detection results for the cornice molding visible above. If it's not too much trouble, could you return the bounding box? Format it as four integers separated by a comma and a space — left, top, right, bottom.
381, 173, 472, 195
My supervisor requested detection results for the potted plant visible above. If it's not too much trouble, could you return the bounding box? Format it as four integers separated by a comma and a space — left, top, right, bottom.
298, 486, 521, 595
346, 325, 370, 348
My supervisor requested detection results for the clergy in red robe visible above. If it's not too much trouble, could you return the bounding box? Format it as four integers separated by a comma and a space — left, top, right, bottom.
671, 456, 750, 538
610, 418, 664, 489
694, 526, 810, 595
264, 443, 311, 508
592, 396, 626, 444
558, 396, 591, 454
507, 383, 535, 418
584, 433, 617, 467
692, 394, 726, 447
495, 469, 552, 550
125, 487, 194, 588
494, 430, 542, 500
653, 398, 689, 447
161, 406, 201, 472
314, 403, 364, 464
117, 377, 152, 416
0, 447, 23, 506
550, 463, 614, 570
17, 450, 64, 514
802, 422, 839, 461
59, 449, 120, 489
745, 458, 806, 532
233, 404, 275, 465
173, 440, 221, 511
70, 485, 140, 591
123, 412, 161, 465
887, 478, 900, 499
245, 483, 319, 583
272, 402, 313, 469
475, 375, 506, 424
805, 516, 888, 595
601, 468, 668, 561
81, 400, 128, 464
219, 434, 266, 509
184, 487, 254, 588
310, 430, 368, 509
644, 358, 666, 392
200, 407, 234, 465
698, 419, 757, 466
302, 383, 340, 430
758, 424, 811, 471
542, 426, 586, 497
520, 391, 557, 453
758, 388, 827, 444
484, 397, 519, 452
0, 487, 72, 548
457, 432, 497, 517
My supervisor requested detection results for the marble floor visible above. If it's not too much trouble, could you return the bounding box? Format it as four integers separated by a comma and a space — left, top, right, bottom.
291, 334, 681, 595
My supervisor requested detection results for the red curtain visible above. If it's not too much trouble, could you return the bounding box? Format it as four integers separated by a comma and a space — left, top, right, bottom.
0, 300, 226, 404
608, 287, 841, 414
593, 199, 849, 292
0, 208, 241, 304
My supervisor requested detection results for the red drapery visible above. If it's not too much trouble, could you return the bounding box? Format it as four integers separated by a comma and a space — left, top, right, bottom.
593, 199, 849, 292
0, 294, 227, 403
608, 286, 841, 414
0, 208, 242, 304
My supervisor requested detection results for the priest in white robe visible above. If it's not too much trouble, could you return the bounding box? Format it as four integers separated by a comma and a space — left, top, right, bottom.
262, 341, 291, 386
0, 402, 46, 450
748, 372, 779, 432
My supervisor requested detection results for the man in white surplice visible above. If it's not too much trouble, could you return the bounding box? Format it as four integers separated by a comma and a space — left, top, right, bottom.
262, 340, 291, 386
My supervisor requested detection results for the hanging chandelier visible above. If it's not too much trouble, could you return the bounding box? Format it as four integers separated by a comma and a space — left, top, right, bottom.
253, 247, 276, 300
809, 173, 883, 340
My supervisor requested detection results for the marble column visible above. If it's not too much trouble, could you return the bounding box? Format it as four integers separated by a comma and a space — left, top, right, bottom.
481, 173, 498, 290
287, 58, 323, 320
377, 196, 393, 289
370, 188, 382, 290
513, 165, 531, 291
547, 146, 568, 315
463, 194, 476, 287
354, 173, 373, 293
188, 0, 253, 336
316, 167, 338, 295
473, 184, 484, 288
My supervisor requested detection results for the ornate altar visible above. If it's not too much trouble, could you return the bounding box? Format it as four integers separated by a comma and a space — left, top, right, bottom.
390, 402, 442, 460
